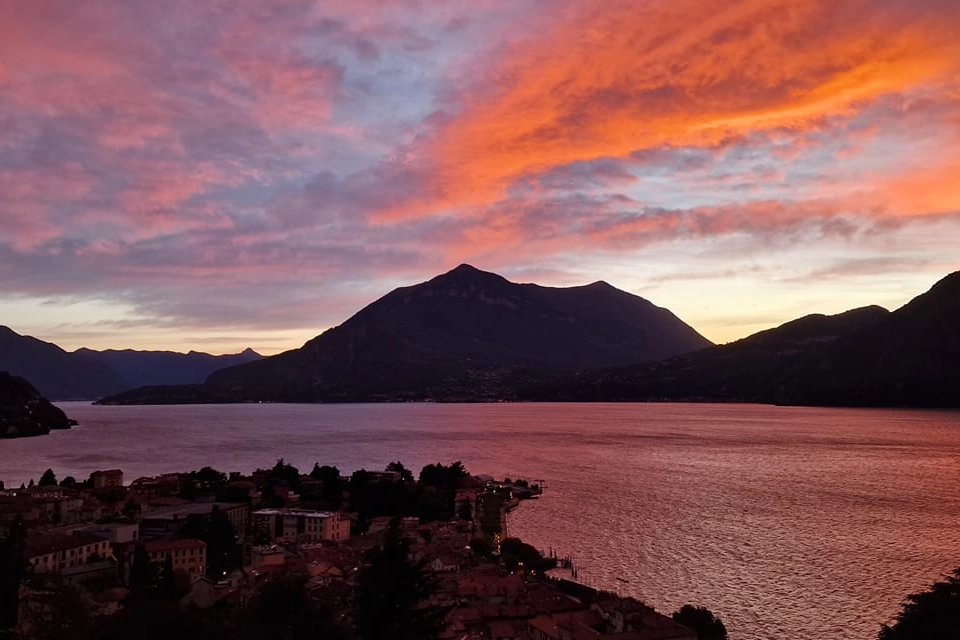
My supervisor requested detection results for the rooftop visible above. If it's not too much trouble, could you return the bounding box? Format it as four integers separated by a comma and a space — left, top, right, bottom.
140, 502, 246, 520
145, 538, 207, 552
25, 531, 109, 556
252, 508, 338, 517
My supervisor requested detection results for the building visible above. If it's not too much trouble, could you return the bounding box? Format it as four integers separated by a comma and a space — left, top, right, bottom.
252, 508, 351, 543
90, 469, 124, 489
26, 531, 112, 574
475, 489, 509, 549
140, 502, 248, 538
144, 538, 207, 578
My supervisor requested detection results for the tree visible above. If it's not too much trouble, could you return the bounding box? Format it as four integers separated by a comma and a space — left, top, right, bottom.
879, 568, 960, 639
0, 516, 28, 635
20, 581, 93, 640
243, 570, 351, 639
310, 464, 343, 506
499, 537, 556, 574
418, 461, 468, 487
356, 519, 447, 640
386, 461, 414, 483
672, 605, 728, 640
38, 469, 57, 487
127, 543, 155, 603
205, 506, 237, 578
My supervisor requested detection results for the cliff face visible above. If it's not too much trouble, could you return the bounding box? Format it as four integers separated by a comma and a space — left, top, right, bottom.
0, 372, 76, 438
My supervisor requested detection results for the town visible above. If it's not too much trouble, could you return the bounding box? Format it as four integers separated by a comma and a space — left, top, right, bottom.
0, 461, 719, 640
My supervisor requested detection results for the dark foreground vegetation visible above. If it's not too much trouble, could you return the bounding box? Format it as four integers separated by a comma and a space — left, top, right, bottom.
879, 568, 960, 640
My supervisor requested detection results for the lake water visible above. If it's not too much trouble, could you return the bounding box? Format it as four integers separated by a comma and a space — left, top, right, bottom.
2, 402, 959, 639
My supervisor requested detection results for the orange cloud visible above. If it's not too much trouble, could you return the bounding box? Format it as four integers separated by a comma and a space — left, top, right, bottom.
379, 0, 960, 221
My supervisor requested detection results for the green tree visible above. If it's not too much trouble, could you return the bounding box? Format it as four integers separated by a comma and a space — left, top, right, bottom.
356, 520, 446, 640
38, 469, 57, 487
879, 568, 960, 639
672, 605, 728, 640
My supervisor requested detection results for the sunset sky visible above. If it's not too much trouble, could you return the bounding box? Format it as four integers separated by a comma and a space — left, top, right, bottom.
2, 0, 959, 355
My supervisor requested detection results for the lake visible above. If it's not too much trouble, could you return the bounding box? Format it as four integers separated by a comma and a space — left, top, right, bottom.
2, 402, 959, 639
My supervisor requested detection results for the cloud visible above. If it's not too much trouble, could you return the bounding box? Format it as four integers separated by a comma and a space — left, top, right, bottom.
1, 0, 959, 351
370, 0, 960, 222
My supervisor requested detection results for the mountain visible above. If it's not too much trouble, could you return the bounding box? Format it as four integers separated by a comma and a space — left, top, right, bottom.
527, 305, 892, 402
790, 270, 960, 406
98, 264, 713, 403
0, 326, 129, 400
0, 372, 76, 438
75, 347, 262, 389
529, 270, 960, 408
0, 325, 262, 400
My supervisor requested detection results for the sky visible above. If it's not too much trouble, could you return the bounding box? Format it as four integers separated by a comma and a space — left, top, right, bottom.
1, 0, 959, 355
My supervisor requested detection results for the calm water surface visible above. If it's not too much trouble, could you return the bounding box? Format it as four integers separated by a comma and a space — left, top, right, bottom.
2, 402, 959, 640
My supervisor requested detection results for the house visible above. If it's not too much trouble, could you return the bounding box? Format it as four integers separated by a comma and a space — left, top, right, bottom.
144, 538, 207, 578
90, 469, 124, 489
250, 545, 285, 569
26, 531, 112, 574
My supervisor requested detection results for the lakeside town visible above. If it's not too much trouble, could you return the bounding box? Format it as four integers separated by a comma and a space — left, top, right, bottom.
0, 461, 713, 640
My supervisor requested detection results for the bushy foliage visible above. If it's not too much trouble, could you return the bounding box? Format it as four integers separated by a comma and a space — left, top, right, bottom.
499, 537, 556, 574
671, 605, 728, 640
356, 520, 446, 640
418, 461, 468, 487
879, 568, 960, 640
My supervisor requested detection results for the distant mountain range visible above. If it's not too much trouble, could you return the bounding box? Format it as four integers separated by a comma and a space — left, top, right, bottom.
526, 271, 960, 407
0, 372, 75, 438
97, 264, 713, 403
0, 326, 261, 400
6, 265, 960, 410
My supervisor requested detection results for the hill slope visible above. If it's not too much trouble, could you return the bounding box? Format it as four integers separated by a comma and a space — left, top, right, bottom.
529, 305, 892, 402
0, 372, 76, 438
791, 270, 960, 406
0, 326, 129, 400
530, 270, 960, 407
75, 347, 262, 389
100, 264, 712, 403
0, 326, 262, 400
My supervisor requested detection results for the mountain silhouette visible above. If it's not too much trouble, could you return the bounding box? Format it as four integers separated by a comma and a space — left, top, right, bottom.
0, 325, 261, 400
0, 371, 75, 438
531, 270, 960, 407
99, 264, 712, 403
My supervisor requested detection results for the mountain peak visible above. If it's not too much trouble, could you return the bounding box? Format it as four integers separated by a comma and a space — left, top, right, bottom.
429, 263, 510, 287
